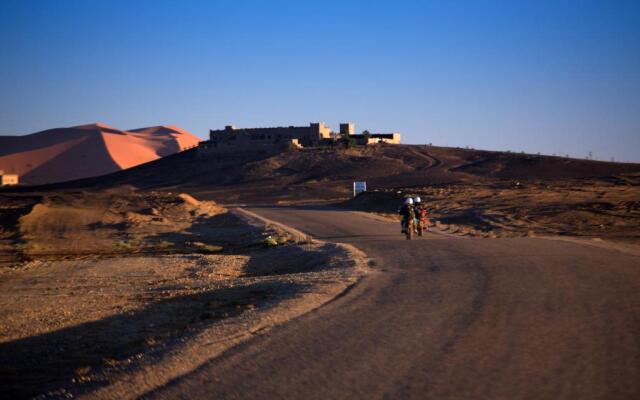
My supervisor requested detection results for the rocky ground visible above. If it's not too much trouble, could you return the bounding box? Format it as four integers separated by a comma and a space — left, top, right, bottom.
29, 144, 640, 205
342, 173, 640, 242
0, 189, 367, 399
3, 145, 639, 398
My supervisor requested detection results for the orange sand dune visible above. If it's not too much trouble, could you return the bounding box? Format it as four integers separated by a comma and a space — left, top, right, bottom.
0, 123, 201, 185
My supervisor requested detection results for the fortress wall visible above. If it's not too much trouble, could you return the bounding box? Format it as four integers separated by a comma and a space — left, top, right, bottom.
206, 123, 398, 150
210, 126, 310, 140
197, 138, 300, 156
339, 123, 355, 135
1, 174, 19, 186
311, 123, 332, 139
382, 133, 401, 144
209, 123, 331, 146
351, 132, 401, 145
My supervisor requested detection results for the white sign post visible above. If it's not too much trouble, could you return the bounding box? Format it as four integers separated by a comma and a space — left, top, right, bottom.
353, 181, 367, 197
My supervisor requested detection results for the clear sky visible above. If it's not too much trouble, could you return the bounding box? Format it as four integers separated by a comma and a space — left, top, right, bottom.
1, 0, 639, 161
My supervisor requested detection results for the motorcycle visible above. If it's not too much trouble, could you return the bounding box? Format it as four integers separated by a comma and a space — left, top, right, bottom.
404, 217, 415, 240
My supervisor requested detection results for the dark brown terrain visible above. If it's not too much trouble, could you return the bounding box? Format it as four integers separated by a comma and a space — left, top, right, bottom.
2, 143, 640, 398
14, 143, 639, 241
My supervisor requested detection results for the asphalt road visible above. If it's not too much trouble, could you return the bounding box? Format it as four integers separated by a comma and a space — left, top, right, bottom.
146, 206, 640, 399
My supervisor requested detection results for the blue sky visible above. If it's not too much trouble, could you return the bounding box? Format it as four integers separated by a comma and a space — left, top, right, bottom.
1, 0, 639, 161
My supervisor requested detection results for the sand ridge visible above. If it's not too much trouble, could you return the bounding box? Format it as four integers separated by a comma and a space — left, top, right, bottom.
0, 123, 201, 185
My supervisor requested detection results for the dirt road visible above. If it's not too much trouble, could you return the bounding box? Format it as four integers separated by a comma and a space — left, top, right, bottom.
145, 206, 640, 399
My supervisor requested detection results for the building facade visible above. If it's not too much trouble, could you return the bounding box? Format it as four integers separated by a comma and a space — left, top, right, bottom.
0, 171, 19, 186
204, 121, 400, 151
352, 132, 401, 145
339, 123, 355, 135
209, 122, 332, 149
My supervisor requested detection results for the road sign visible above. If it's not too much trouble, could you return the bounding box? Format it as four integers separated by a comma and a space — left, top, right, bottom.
353, 181, 367, 196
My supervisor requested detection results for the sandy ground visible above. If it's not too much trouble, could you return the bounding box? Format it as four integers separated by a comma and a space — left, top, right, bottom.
2, 144, 638, 398
0, 190, 367, 399
343, 173, 640, 243
0, 123, 200, 185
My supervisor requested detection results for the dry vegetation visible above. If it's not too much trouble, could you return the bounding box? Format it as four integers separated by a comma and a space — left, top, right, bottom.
343, 174, 640, 242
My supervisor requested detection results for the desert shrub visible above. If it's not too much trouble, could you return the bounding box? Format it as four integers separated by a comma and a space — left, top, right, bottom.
115, 240, 141, 250
200, 244, 223, 254
189, 241, 223, 253
263, 236, 279, 247
155, 240, 173, 249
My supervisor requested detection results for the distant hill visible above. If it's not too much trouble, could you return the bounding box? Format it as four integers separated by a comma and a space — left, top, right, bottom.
0, 123, 201, 185
25, 143, 640, 204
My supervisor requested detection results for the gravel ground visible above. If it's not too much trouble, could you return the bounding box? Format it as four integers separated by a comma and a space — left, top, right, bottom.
0, 192, 369, 399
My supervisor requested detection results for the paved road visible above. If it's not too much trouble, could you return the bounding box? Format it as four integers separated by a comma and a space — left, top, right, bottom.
147, 206, 640, 399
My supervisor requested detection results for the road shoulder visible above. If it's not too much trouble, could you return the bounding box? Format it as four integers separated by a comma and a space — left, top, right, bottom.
72, 208, 370, 400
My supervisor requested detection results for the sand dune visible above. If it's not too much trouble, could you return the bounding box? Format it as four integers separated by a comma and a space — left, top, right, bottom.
0, 123, 201, 185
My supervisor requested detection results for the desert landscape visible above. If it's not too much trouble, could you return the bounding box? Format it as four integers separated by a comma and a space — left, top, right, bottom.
2, 1, 640, 398
345, 173, 640, 242
2, 139, 640, 398
0, 187, 365, 398
27, 143, 638, 241
0, 123, 201, 185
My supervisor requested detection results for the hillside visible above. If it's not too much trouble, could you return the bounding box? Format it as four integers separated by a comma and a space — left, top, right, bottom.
4, 141, 640, 243
24, 143, 640, 205
0, 123, 201, 185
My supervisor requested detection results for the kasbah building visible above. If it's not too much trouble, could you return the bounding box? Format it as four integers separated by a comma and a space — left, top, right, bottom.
0, 170, 19, 186
202, 122, 401, 152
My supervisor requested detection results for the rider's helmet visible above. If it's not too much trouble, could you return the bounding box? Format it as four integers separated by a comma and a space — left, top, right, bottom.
404, 197, 414, 205
414, 196, 421, 204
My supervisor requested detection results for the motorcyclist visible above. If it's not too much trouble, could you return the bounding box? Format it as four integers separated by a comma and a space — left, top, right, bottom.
413, 196, 425, 217
398, 197, 415, 233
413, 196, 428, 233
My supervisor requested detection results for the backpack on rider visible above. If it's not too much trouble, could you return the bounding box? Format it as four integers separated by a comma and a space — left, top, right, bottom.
398, 197, 415, 233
